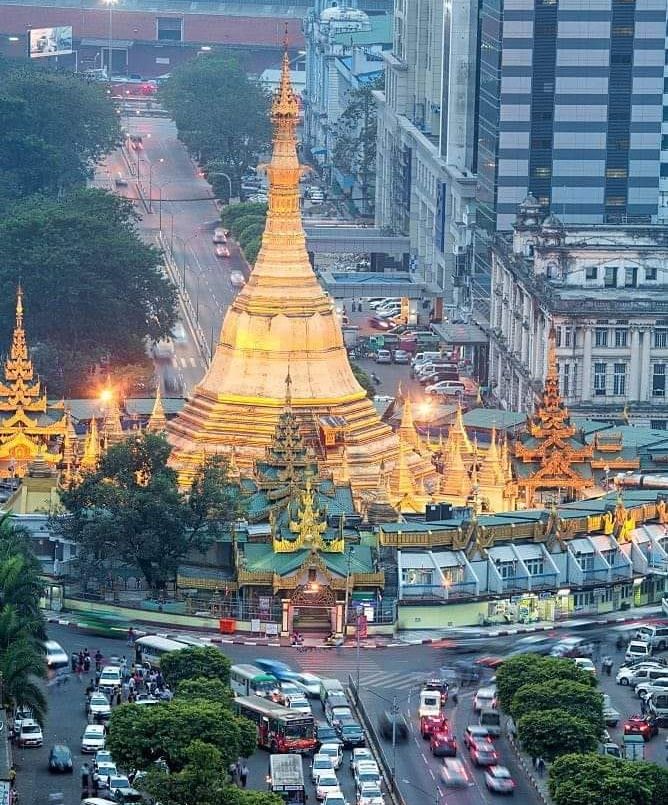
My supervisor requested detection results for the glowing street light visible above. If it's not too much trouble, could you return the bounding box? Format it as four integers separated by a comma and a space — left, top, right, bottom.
102, 0, 118, 83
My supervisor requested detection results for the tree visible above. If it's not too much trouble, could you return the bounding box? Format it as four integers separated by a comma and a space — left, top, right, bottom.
176, 677, 233, 709
549, 754, 664, 805
106, 698, 256, 773
0, 63, 121, 204
350, 362, 376, 399
0, 189, 176, 395
58, 434, 242, 589
517, 709, 598, 761
159, 55, 270, 195
221, 202, 267, 233
510, 679, 604, 736
331, 81, 382, 214
495, 654, 596, 711
160, 646, 231, 689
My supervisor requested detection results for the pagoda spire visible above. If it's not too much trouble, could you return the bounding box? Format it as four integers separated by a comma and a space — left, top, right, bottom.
446, 403, 472, 455
479, 427, 505, 487
80, 418, 100, 471
398, 388, 420, 451
101, 379, 124, 443
147, 385, 167, 433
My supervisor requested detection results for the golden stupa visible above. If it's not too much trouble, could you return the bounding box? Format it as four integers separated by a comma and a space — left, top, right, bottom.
167, 52, 434, 494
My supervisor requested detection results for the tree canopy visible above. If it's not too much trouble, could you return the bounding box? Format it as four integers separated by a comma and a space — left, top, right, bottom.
0, 62, 121, 205
58, 433, 243, 589
510, 678, 604, 736
159, 55, 271, 197
495, 654, 596, 711
516, 709, 598, 761
220, 201, 267, 265
176, 677, 233, 709
549, 754, 668, 805
0, 188, 176, 396
161, 646, 231, 690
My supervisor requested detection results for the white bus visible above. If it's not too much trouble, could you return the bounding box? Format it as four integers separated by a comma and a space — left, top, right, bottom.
134, 635, 189, 668
230, 664, 277, 698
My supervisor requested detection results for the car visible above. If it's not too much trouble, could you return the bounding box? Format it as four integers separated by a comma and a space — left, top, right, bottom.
94, 750, 114, 770
464, 724, 492, 748
616, 662, 664, 685
230, 270, 245, 287
573, 657, 597, 674
440, 758, 470, 788
375, 349, 392, 364
286, 695, 311, 714
355, 768, 381, 794
550, 637, 595, 658
48, 744, 73, 773
368, 316, 391, 330
215, 244, 230, 258
425, 381, 465, 397
114, 173, 128, 187
420, 714, 447, 738
311, 754, 336, 782
276, 681, 306, 701
377, 307, 401, 319
81, 724, 106, 753
636, 676, 668, 699
469, 739, 499, 766
44, 639, 69, 670
473, 686, 498, 713
324, 793, 349, 805
368, 298, 400, 310
108, 774, 134, 798
625, 640, 652, 663
623, 713, 659, 740
319, 742, 343, 769
87, 691, 112, 720
316, 721, 341, 750
316, 772, 341, 801
378, 710, 408, 741
601, 694, 620, 727
13, 706, 33, 734
98, 665, 122, 692
212, 227, 227, 244
283, 672, 322, 698
357, 782, 384, 805
393, 349, 411, 364
430, 730, 457, 757
336, 720, 365, 747
329, 706, 353, 727
96, 761, 118, 781
351, 747, 374, 771
485, 765, 515, 794
18, 719, 43, 747
353, 760, 379, 782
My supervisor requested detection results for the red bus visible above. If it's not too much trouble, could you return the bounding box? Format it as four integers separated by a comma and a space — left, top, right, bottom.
234, 694, 316, 754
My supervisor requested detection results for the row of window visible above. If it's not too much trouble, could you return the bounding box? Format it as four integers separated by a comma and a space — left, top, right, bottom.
555, 326, 667, 349
584, 265, 657, 286
557, 361, 667, 397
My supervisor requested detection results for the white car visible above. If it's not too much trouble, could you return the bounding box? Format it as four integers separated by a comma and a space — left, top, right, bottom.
324, 793, 349, 805
316, 772, 341, 801
354, 760, 379, 783
357, 783, 384, 805
44, 639, 69, 670
97, 666, 122, 692
18, 719, 43, 747
573, 657, 597, 674
94, 750, 114, 770
369, 299, 399, 310
377, 306, 401, 319
319, 742, 343, 769
230, 270, 245, 287
473, 686, 498, 713
87, 692, 111, 720
351, 747, 373, 771
96, 761, 118, 781
311, 754, 335, 782
286, 696, 311, 715
287, 672, 322, 698
616, 662, 664, 686
355, 767, 381, 794
636, 676, 668, 699
107, 775, 133, 798
81, 724, 106, 753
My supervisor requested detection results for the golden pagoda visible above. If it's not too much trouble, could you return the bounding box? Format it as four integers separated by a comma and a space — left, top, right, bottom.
515, 331, 594, 506
168, 50, 435, 495
146, 386, 167, 433
0, 287, 67, 476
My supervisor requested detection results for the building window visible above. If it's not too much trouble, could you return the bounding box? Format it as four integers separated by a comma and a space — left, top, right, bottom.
606, 168, 628, 179
604, 267, 618, 287
564, 327, 572, 347
595, 328, 608, 348
646, 267, 657, 281
613, 363, 626, 396
496, 561, 517, 580
561, 363, 570, 397
525, 557, 545, 576
585, 266, 598, 281
625, 267, 637, 288
594, 363, 607, 396
156, 17, 183, 42
614, 328, 628, 348
655, 329, 668, 349
653, 364, 666, 397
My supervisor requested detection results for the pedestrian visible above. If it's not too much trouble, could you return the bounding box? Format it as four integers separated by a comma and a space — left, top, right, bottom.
94, 649, 103, 672
128, 627, 135, 646
602, 656, 613, 677
228, 762, 238, 785
116, 688, 122, 706
240, 763, 249, 788
640, 696, 647, 715
236, 757, 243, 780
76, 660, 83, 682
81, 762, 91, 792
83, 654, 91, 673
536, 757, 545, 777
92, 771, 100, 795
9, 766, 16, 789
531, 757, 537, 770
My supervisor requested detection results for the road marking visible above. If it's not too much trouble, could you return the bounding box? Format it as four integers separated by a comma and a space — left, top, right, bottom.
189, 357, 197, 367
428, 768, 435, 780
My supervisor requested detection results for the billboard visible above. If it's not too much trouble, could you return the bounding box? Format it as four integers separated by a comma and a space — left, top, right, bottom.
29, 26, 73, 58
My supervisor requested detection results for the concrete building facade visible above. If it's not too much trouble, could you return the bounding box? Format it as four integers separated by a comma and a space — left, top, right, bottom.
373, 0, 478, 304
488, 197, 668, 428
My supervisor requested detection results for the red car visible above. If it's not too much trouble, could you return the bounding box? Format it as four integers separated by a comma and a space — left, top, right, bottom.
368, 316, 391, 331
623, 714, 659, 740
421, 715, 446, 738
469, 739, 499, 767
430, 730, 457, 757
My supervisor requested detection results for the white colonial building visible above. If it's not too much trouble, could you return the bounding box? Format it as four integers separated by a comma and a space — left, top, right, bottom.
489, 196, 668, 429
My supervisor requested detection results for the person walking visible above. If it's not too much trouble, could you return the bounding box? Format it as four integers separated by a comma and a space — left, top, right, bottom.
536, 757, 546, 777
81, 762, 91, 792
240, 763, 249, 788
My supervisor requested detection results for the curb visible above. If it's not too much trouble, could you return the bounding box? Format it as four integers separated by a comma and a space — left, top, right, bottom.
507, 733, 550, 805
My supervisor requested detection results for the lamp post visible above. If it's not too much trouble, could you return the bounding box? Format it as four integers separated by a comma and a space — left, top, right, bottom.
157, 178, 196, 233
140, 158, 164, 213
173, 232, 200, 289
103, 0, 117, 82
200, 169, 235, 204
342, 545, 355, 642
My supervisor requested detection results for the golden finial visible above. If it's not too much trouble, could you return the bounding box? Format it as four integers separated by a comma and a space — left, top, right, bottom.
272, 39, 299, 121
147, 385, 167, 433
285, 368, 292, 408
16, 283, 24, 324
546, 328, 558, 383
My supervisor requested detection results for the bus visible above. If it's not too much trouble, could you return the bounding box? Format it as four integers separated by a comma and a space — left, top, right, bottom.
230, 664, 277, 698
268, 754, 306, 805
234, 695, 316, 754
134, 635, 189, 668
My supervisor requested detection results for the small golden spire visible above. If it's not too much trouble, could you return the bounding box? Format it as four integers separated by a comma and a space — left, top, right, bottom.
285, 368, 292, 408
272, 43, 299, 121
147, 385, 167, 433
80, 418, 100, 471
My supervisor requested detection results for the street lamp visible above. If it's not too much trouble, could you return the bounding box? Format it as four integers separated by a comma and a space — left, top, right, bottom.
342, 545, 355, 641
157, 178, 197, 232
140, 158, 164, 213
199, 169, 235, 204
172, 232, 200, 289
102, 0, 117, 82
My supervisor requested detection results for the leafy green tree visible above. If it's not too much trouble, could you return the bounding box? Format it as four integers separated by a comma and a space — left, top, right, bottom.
331, 82, 382, 214
243, 236, 262, 266
510, 679, 604, 736
161, 646, 231, 689
221, 202, 267, 231
350, 362, 375, 399
0, 64, 121, 204
549, 754, 664, 805
495, 654, 596, 711
176, 677, 233, 708
0, 189, 176, 395
58, 434, 242, 589
107, 698, 256, 773
159, 55, 270, 194
517, 709, 598, 761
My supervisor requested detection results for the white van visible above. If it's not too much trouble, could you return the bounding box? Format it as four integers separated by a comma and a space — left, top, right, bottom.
44, 640, 69, 670
625, 640, 652, 664
636, 624, 668, 652
473, 686, 498, 713
418, 689, 441, 718
479, 708, 501, 737
412, 351, 441, 369
319, 678, 345, 708
98, 665, 122, 692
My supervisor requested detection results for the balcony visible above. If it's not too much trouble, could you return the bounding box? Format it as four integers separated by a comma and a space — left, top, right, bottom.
502, 576, 530, 593
529, 572, 558, 591
580, 568, 610, 585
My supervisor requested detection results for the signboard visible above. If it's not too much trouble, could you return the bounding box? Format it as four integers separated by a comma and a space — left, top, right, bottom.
356, 613, 368, 640
265, 623, 278, 637
250, 618, 261, 634
29, 26, 73, 58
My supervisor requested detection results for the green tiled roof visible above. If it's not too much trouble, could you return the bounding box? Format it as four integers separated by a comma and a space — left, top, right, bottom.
586, 425, 668, 449
243, 544, 308, 575
325, 544, 374, 576
332, 13, 392, 46
462, 408, 526, 431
